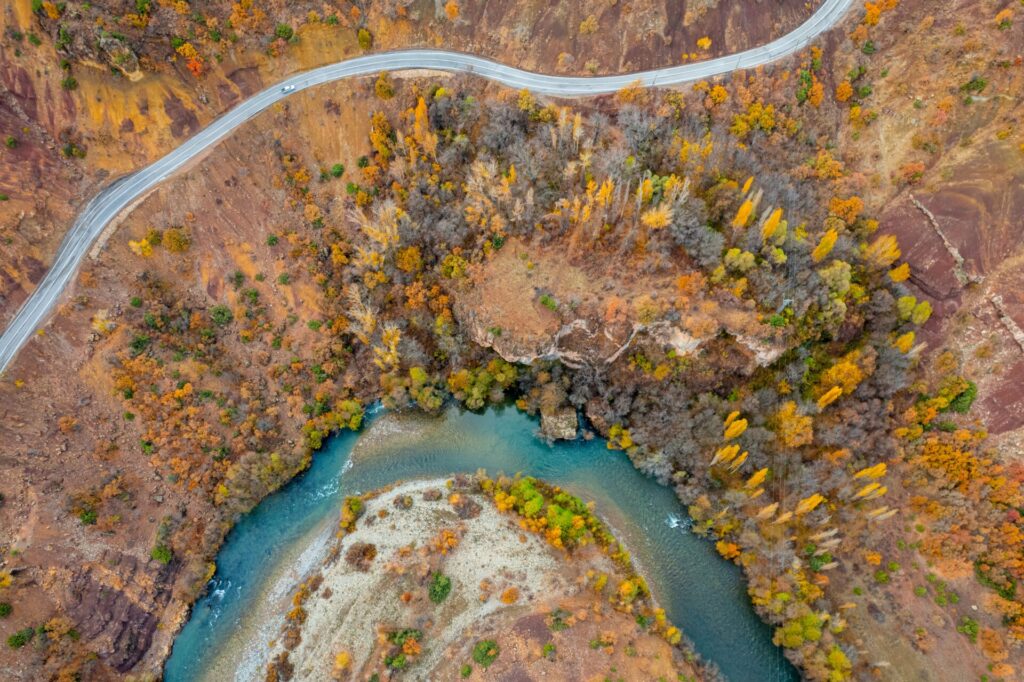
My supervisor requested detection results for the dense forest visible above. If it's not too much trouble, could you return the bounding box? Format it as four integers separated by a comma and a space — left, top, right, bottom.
98, 68, 1022, 678
2, 0, 1022, 679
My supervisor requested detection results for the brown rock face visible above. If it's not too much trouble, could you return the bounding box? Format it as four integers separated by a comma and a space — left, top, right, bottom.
540, 405, 578, 441
63, 551, 174, 673
878, 138, 1024, 434
979, 359, 1024, 435
880, 198, 963, 306
163, 95, 201, 139
879, 140, 1024, 319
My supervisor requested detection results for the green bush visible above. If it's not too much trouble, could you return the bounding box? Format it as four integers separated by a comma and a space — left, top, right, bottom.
210, 305, 233, 326
7, 627, 33, 649
0, 602, 12, 618
808, 551, 833, 572
947, 381, 977, 413
775, 613, 823, 648
960, 76, 987, 94
357, 28, 372, 50
429, 572, 452, 604
274, 24, 294, 41
472, 640, 499, 668
129, 334, 151, 355
151, 544, 173, 564
62, 141, 85, 158
957, 616, 979, 642
460, 664, 472, 678
550, 608, 571, 631
389, 628, 422, 645
56, 26, 71, 50
330, 163, 345, 178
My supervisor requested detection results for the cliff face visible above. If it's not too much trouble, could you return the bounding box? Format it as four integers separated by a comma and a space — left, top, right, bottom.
455, 236, 783, 376
877, 155, 1024, 436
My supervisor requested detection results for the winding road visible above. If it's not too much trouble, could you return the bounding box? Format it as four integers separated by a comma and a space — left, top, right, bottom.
0, 0, 852, 372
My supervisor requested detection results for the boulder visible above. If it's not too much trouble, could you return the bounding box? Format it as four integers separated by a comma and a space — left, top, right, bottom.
540, 406, 578, 441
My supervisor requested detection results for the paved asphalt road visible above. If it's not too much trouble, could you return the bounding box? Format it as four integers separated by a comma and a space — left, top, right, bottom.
0, 0, 852, 372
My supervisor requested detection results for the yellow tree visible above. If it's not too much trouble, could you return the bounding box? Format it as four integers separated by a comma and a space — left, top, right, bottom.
893, 331, 915, 353
412, 97, 437, 157
888, 262, 910, 282
816, 386, 842, 410
794, 493, 825, 515
369, 111, 394, 161
776, 401, 813, 447
641, 204, 673, 230
811, 229, 837, 262
761, 208, 783, 243
732, 199, 754, 227
724, 413, 748, 440
865, 234, 901, 267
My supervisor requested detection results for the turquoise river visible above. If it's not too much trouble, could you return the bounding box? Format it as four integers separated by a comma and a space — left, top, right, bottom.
165, 407, 798, 681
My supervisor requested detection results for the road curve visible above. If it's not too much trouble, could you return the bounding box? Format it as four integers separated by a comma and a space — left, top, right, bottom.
0, 0, 852, 372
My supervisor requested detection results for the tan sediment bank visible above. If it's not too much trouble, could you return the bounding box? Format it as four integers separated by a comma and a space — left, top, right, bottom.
262, 476, 702, 681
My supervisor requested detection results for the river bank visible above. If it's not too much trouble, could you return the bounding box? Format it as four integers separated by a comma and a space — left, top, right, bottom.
165, 407, 797, 681
262, 476, 702, 680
